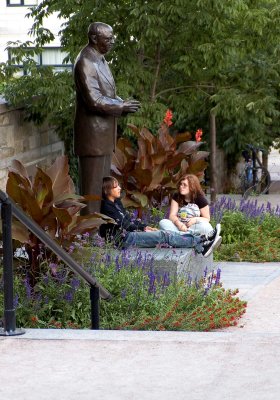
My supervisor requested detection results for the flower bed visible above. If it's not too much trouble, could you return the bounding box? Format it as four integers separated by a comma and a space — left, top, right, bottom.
0, 243, 246, 331
210, 197, 280, 262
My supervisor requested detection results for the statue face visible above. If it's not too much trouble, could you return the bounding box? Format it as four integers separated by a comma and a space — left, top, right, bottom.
95, 27, 115, 54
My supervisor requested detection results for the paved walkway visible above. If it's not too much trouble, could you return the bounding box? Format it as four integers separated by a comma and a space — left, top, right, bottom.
1, 261, 280, 400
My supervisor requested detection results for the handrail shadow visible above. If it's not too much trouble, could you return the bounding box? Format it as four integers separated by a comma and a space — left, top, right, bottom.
0, 189, 112, 335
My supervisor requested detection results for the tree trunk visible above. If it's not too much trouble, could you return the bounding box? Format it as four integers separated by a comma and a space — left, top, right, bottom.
209, 112, 218, 204
262, 151, 268, 170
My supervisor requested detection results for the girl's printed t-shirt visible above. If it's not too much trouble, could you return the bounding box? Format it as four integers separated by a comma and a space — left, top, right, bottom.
172, 192, 208, 222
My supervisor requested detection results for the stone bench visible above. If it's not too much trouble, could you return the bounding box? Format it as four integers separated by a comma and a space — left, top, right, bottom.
121, 247, 214, 282
78, 245, 214, 283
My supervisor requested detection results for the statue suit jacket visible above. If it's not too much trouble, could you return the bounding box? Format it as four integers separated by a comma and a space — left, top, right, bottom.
73, 45, 124, 156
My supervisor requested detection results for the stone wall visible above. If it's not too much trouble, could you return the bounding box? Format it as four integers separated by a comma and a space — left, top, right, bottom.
0, 100, 64, 191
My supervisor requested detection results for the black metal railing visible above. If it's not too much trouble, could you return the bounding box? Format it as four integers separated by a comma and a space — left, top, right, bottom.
0, 190, 112, 336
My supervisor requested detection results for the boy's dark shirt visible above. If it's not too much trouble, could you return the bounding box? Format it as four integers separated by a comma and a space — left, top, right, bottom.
99, 198, 146, 242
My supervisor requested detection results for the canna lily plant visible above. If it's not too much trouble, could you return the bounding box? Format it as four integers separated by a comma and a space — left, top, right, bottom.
6, 156, 113, 282
112, 117, 209, 210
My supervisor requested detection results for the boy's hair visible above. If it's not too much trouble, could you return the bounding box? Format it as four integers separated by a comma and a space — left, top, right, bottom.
102, 176, 118, 199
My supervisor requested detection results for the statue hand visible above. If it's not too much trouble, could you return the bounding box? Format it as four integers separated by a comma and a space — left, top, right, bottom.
123, 100, 141, 113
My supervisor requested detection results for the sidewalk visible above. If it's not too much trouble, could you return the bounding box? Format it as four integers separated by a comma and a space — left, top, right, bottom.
1, 262, 280, 400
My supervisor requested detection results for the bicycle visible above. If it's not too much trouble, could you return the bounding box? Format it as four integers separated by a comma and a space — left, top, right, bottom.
239, 144, 271, 200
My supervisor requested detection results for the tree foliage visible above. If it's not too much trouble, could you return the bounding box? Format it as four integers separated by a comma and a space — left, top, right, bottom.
1, 0, 280, 172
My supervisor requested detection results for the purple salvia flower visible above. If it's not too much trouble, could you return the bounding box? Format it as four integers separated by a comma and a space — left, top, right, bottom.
105, 253, 111, 266
90, 253, 97, 263
64, 290, 74, 303
162, 272, 170, 288
115, 255, 121, 272
203, 266, 208, 278
203, 287, 209, 296
148, 268, 156, 295
23, 276, 32, 299
136, 251, 143, 267
131, 209, 138, 221
49, 262, 58, 275
70, 277, 80, 290
187, 273, 192, 287
214, 268, 222, 285
207, 270, 214, 289
68, 245, 75, 254
121, 250, 130, 267
56, 269, 67, 284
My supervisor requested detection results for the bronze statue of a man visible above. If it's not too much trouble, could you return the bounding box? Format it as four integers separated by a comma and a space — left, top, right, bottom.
74, 22, 140, 214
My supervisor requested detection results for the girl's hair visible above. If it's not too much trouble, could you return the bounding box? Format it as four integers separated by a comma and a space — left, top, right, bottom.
102, 176, 118, 199
176, 174, 204, 205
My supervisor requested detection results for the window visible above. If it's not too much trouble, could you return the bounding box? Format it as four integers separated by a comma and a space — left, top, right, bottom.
7, 1, 38, 6
8, 47, 72, 74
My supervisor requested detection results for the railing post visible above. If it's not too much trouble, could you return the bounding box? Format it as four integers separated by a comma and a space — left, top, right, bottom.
0, 196, 25, 336
90, 285, 100, 330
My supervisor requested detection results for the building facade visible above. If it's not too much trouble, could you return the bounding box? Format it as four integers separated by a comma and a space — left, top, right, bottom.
0, 0, 70, 70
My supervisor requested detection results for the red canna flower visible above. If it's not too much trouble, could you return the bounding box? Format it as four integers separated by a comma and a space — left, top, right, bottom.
195, 129, 203, 142
163, 109, 173, 126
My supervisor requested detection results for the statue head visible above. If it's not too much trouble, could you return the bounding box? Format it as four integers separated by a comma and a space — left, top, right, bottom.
88, 22, 115, 55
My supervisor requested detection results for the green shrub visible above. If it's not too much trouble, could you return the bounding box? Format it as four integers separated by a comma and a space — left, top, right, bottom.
215, 212, 280, 262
